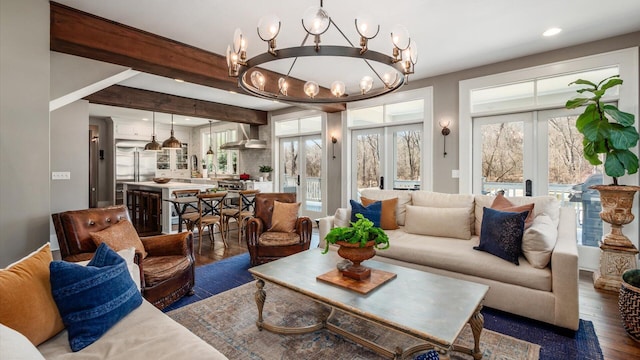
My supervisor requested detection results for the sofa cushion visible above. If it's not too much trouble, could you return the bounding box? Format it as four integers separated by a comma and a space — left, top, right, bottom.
350, 199, 382, 227
475, 194, 560, 236
142, 255, 191, 287
268, 201, 300, 233
362, 196, 399, 230
378, 228, 551, 291
38, 300, 229, 360
258, 231, 301, 246
522, 214, 558, 269
491, 194, 535, 229
90, 219, 147, 258
359, 188, 412, 226
475, 207, 528, 265
0, 243, 65, 346
0, 323, 46, 360
411, 191, 475, 234
50, 243, 143, 351
404, 205, 472, 240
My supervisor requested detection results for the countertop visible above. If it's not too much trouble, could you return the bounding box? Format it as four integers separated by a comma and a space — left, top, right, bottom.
121, 181, 214, 189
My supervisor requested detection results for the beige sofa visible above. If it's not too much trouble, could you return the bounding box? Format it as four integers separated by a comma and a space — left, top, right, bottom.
319, 189, 579, 331
0, 244, 227, 360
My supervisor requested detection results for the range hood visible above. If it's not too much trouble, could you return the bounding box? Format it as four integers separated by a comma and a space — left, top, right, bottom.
220, 124, 267, 150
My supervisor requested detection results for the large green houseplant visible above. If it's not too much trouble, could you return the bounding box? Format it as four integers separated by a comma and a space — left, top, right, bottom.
567, 75, 640, 292
565, 75, 639, 184
322, 213, 389, 280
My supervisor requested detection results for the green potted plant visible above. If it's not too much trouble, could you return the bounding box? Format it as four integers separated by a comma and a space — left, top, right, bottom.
566, 75, 640, 293
322, 213, 389, 280
259, 165, 273, 181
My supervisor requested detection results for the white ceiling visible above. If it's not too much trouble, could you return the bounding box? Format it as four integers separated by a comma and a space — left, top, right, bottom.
55, 0, 640, 125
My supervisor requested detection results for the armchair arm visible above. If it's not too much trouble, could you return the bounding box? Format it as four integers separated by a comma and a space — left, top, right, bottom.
551, 207, 579, 331
246, 217, 264, 247
140, 231, 194, 258
295, 216, 313, 247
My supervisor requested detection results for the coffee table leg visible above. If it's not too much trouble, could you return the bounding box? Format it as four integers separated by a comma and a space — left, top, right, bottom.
255, 279, 266, 330
469, 304, 484, 360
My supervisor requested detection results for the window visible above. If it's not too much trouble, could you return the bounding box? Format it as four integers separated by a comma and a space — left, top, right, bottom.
201, 128, 238, 175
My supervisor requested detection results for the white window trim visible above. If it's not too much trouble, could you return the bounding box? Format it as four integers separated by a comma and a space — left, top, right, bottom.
344, 87, 434, 204
459, 47, 639, 194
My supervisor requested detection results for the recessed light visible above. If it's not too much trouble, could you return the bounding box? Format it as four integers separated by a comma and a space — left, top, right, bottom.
142, 118, 149, 121
543, 27, 562, 37
184, 118, 190, 121
229, 90, 237, 94
174, 78, 185, 83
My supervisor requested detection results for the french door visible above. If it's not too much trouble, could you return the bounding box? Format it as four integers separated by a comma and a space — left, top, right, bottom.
279, 135, 323, 219
473, 108, 603, 269
351, 124, 422, 199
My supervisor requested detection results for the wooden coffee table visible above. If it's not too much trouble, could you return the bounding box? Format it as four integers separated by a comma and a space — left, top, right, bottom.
249, 249, 489, 360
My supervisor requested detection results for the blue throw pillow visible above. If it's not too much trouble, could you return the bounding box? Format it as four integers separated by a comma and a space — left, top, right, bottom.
474, 207, 529, 265
350, 199, 382, 227
50, 243, 142, 351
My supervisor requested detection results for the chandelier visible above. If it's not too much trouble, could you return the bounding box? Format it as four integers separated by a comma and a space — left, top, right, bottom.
225, 1, 417, 104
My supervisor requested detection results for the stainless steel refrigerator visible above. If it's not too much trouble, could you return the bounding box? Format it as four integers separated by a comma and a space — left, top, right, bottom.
115, 140, 157, 204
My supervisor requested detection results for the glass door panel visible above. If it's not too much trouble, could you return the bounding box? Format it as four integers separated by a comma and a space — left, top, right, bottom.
352, 128, 383, 198
473, 113, 532, 196
302, 136, 322, 218
393, 127, 421, 190
280, 138, 299, 194
540, 108, 603, 269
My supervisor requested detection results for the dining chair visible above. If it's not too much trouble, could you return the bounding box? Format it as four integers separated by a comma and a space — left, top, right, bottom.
172, 189, 201, 232
196, 191, 227, 253
222, 189, 260, 243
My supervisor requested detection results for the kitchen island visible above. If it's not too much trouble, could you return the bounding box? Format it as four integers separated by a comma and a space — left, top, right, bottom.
122, 181, 213, 234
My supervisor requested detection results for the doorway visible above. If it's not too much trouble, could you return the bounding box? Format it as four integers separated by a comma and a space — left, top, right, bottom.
89, 125, 99, 208
279, 135, 323, 219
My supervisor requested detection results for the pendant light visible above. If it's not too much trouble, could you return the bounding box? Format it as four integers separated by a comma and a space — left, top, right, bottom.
144, 112, 162, 151
206, 120, 214, 155
162, 114, 182, 149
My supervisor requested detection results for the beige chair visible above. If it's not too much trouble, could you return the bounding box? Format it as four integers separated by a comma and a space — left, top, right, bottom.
222, 189, 260, 243
171, 189, 201, 232
195, 192, 227, 253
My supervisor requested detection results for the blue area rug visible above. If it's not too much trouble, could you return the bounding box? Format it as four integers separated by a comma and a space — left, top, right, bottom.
166, 253, 603, 360
163, 252, 254, 313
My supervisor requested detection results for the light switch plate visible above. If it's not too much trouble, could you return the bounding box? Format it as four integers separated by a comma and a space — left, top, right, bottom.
52, 171, 71, 180
451, 170, 459, 178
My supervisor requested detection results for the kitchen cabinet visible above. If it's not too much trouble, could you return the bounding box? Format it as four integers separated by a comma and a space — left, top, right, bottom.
114, 121, 152, 141
156, 143, 190, 179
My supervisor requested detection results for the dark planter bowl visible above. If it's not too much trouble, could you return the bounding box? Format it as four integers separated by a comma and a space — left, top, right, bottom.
620, 269, 640, 342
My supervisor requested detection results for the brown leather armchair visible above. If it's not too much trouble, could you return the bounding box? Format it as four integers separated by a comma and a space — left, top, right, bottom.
52, 205, 195, 310
245, 193, 312, 266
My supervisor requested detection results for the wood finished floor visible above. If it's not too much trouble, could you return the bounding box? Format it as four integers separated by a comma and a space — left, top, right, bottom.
195, 226, 640, 360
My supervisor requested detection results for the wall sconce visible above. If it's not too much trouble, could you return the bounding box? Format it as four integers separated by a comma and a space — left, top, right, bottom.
331, 135, 338, 159
439, 120, 451, 157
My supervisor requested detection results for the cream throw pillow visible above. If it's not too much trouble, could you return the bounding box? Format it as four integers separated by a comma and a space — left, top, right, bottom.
404, 205, 472, 240
334, 208, 351, 228
411, 191, 475, 234
269, 201, 301, 233
0, 323, 46, 360
522, 214, 558, 269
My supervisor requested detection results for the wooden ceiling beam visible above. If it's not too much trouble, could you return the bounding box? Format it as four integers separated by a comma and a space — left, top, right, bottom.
50, 2, 346, 113
84, 85, 267, 125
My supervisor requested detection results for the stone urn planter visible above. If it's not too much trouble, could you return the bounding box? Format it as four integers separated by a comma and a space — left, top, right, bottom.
591, 185, 640, 248
620, 269, 640, 342
336, 240, 376, 280
592, 185, 640, 291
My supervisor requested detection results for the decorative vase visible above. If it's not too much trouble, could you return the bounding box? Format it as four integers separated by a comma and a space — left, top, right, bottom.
590, 185, 640, 248
261, 172, 270, 181
619, 269, 640, 342
336, 240, 376, 280
591, 185, 640, 292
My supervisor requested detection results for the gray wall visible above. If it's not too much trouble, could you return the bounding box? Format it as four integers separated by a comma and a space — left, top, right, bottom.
0, 0, 50, 267
49, 100, 90, 249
